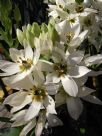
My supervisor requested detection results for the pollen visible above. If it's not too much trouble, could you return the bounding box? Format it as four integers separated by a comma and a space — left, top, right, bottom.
65, 32, 74, 43
30, 86, 47, 101
75, 5, 84, 13
19, 59, 33, 71
69, 18, 76, 24
54, 63, 67, 77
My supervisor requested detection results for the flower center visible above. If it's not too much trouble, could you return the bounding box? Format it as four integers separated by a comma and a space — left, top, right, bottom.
19, 59, 33, 71
75, 5, 84, 13
54, 63, 67, 77
69, 18, 76, 24
65, 32, 74, 43
30, 86, 47, 101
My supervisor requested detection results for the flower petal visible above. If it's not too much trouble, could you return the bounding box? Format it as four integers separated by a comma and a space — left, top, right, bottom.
20, 119, 36, 136
78, 87, 96, 97
11, 95, 32, 113
69, 66, 91, 78
0, 60, 20, 75
47, 114, 63, 127
66, 97, 83, 120
25, 100, 42, 121
61, 76, 78, 97
9, 48, 24, 62
11, 110, 26, 121
37, 60, 53, 72
82, 95, 102, 105
68, 51, 84, 65
35, 112, 46, 136
44, 96, 56, 114
4, 91, 28, 107
24, 41, 33, 60
85, 54, 102, 66
45, 83, 59, 95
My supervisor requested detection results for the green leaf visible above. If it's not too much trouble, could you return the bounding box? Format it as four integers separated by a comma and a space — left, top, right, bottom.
0, 0, 12, 12
41, 23, 48, 33
16, 29, 25, 45
75, 0, 84, 4
26, 30, 35, 47
0, 117, 12, 123
5, 127, 23, 136
14, 5, 21, 22
80, 128, 86, 134
31, 23, 41, 37
48, 23, 59, 44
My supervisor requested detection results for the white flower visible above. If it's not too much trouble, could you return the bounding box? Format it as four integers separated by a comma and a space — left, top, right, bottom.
11, 110, 62, 136
55, 20, 88, 47
45, 47, 90, 97
0, 41, 40, 83
55, 76, 102, 120
48, 0, 97, 22
3, 78, 56, 122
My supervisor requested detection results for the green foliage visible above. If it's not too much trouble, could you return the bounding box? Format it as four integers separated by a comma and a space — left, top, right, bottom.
75, 0, 84, 4
80, 128, 86, 135
31, 23, 41, 37
0, 0, 21, 59
13, 5, 21, 22
4, 127, 23, 136
48, 23, 59, 44
0, 117, 12, 123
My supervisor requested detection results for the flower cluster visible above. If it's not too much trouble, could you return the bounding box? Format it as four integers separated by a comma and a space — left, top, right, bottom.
0, 0, 102, 136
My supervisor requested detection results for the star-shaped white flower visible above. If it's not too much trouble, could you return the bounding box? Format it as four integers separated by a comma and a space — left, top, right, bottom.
0, 41, 40, 83
44, 47, 91, 97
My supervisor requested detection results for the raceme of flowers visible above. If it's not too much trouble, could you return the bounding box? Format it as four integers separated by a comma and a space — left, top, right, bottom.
0, 0, 102, 136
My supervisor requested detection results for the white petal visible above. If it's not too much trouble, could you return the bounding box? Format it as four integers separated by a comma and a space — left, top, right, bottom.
0, 60, 20, 75
11, 110, 26, 121
82, 95, 102, 105
69, 30, 88, 47
72, 23, 80, 38
47, 114, 63, 127
3, 76, 33, 90
46, 73, 60, 84
3, 92, 20, 105
85, 54, 102, 66
25, 100, 42, 121
35, 112, 46, 136
12, 118, 27, 127
68, 51, 84, 65
55, 90, 66, 107
74, 76, 88, 86
11, 95, 32, 113
44, 96, 56, 114
8, 71, 29, 84
20, 119, 36, 136
78, 87, 96, 97
9, 48, 24, 62
61, 76, 78, 97
69, 66, 91, 78
66, 97, 83, 120
24, 41, 33, 60
4, 91, 28, 106
45, 83, 59, 95
88, 71, 102, 76
33, 68, 45, 86
37, 60, 53, 72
